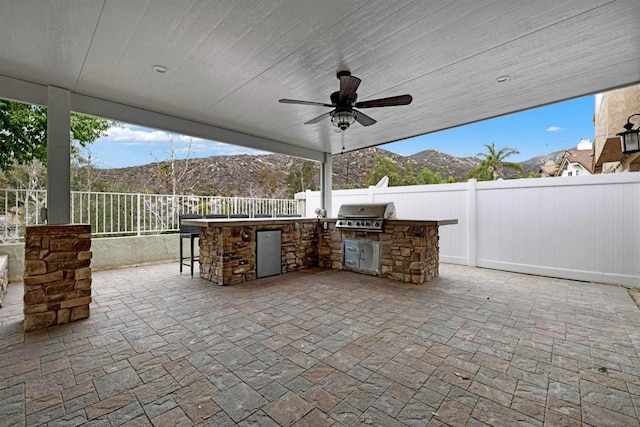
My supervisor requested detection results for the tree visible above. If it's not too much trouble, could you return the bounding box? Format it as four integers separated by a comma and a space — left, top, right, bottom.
149, 134, 194, 195
466, 143, 524, 181
257, 165, 281, 198
71, 147, 106, 191
286, 161, 318, 197
417, 167, 444, 185
0, 159, 46, 191
367, 156, 401, 186
0, 99, 113, 171
401, 166, 419, 186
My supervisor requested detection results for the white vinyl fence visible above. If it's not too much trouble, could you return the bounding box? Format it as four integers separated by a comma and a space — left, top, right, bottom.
302, 174, 640, 287
0, 189, 299, 241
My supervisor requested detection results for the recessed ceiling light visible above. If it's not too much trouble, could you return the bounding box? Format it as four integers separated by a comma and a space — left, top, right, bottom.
496, 75, 510, 83
152, 65, 169, 74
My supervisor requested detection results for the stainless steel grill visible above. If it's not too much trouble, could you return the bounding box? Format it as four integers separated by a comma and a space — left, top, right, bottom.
335, 202, 396, 232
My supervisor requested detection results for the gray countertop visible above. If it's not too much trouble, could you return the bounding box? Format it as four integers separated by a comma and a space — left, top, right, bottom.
182, 217, 458, 227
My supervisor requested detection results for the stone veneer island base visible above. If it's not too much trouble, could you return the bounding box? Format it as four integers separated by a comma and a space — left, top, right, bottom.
184, 218, 457, 286
23, 225, 92, 331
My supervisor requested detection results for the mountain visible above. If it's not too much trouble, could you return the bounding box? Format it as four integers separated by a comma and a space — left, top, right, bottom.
93, 147, 567, 198
404, 150, 481, 180
520, 149, 566, 175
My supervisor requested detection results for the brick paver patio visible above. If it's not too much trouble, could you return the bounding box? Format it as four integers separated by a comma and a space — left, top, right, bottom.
1, 263, 639, 426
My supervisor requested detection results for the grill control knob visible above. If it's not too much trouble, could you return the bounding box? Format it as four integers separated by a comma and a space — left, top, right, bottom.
356, 221, 361, 226
364, 221, 370, 227
373, 221, 380, 227
347, 221, 352, 226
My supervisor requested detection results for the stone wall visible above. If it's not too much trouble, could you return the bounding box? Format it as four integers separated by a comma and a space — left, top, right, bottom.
199, 219, 440, 286
199, 220, 318, 286
282, 221, 318, 272
324, 221, 440, 285
23, 225, 92, 331
383, 222, 439, 284
318, 220, 341, 269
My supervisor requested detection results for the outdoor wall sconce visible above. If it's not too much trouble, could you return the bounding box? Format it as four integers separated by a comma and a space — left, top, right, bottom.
617, 114, 640, 154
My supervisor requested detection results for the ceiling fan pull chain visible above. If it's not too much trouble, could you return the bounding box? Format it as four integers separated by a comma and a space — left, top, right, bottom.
342, 130, 350, 185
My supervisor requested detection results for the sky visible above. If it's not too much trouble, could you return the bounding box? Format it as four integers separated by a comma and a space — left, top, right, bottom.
87, 95, 596, 169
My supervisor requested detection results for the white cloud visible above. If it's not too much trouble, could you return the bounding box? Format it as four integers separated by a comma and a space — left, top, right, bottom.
101, 126, 256, 153
175, 141, 265, 156
94, 124, 267, 167
103, 125, 169, 144
546, 126, 564, 132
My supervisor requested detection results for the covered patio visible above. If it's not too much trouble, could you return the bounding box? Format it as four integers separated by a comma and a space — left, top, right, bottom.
1, 263, 639, 425
1, 1, 639, 221
2, 2, 640, 425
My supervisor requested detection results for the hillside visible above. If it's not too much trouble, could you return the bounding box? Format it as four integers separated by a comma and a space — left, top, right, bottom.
93, 147, 566, 198
404, 150, 481, 180
520, 149, 566, 174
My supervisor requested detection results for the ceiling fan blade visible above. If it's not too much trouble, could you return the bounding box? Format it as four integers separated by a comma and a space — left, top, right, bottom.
354, 110, 377, 126
304, 111, 332, 124
339, 75, 361, 103
354, 94, 413, 108
279, 99, 334, 107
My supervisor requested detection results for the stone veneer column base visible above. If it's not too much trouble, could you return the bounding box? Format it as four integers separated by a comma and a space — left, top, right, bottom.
23, 225, 92, 331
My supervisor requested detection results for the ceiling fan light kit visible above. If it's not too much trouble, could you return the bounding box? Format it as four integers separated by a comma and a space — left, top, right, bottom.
279, 70, 412, 131
331, 110, 357, 131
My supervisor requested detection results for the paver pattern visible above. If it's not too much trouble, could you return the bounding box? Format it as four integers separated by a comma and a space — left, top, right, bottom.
1, 263, 639, 426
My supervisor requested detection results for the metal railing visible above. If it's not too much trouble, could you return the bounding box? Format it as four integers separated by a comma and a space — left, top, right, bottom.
0, 188, 299, 242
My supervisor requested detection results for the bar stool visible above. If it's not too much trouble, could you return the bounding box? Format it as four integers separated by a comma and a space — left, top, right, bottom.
179, 213, 202, 276
205, 214, 228, 219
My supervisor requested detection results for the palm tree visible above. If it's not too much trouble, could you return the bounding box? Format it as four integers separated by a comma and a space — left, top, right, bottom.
467, 143, 524, 181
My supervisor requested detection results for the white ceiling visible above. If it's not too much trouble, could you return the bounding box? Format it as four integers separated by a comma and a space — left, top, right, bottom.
1, 0, 639, 159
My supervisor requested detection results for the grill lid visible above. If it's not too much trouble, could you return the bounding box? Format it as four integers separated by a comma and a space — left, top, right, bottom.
336, 203, 395, 232
337, 203, 396, 219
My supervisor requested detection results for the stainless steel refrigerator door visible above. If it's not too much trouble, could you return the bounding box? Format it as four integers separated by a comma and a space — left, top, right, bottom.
256, 230, 282, 278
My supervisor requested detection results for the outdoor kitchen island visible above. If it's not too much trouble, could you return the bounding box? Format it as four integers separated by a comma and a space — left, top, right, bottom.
182, 216, 457, 286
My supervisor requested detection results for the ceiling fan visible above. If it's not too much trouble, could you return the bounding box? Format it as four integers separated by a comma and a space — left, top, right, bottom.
279, 71, 413, 131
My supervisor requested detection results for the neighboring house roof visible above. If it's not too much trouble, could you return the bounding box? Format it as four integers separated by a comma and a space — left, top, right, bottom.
556, 149, 594, 175
539, 160, 559, 177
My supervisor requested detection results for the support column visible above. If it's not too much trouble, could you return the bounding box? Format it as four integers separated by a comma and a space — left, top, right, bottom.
467, 179, 477, 267
46, 86, 71, 224
320, 153, 332, 217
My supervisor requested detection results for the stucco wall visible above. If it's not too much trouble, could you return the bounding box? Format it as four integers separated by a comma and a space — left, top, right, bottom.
594, 85, 640, 165
92, 234, 181, 271
0, 244, 24, 282
0, 234, 182, 281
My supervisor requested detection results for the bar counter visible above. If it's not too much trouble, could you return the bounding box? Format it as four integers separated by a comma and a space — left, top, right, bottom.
183, 217, 457, 286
